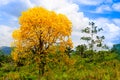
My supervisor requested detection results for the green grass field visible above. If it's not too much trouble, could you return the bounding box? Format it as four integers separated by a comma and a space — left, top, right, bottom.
0, 50, 120, 80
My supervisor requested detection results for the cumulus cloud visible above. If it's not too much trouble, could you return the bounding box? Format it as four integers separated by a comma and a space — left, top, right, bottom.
35, 0, 120, 47
76, 0, 112, 5
0, 25, 16, 46
94, 5, 111, 13
30, 0, 90, 47
112, 2, 120, 12
0, 0, 33, 17
0, 0, 90, 47
93, 2, 120, 13
0, 0, 120, 48
77, 0, 104, 5
95, 18, 120, 47
113, 19, 120, 26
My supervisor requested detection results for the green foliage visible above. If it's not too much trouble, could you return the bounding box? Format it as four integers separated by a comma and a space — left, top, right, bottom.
0, 50, 120, 80
0, 51, 12, 67
75, 44, 87, 57
0, 51, 5, 62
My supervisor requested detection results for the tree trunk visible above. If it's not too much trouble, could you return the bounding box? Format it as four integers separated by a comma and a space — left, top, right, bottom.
38, 58, 46, 80
38, 64, 40, 80
41, 61, 45, 76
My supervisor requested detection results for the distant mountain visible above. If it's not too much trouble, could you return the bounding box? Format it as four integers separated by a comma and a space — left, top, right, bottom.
0, 46, 11, 55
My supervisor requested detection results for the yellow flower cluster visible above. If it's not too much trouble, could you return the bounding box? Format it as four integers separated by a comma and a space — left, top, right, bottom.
12, 7, 72, 65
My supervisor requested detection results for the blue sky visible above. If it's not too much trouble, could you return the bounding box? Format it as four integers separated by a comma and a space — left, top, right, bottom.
78, 0, 120, 19
0, 0, 120, 48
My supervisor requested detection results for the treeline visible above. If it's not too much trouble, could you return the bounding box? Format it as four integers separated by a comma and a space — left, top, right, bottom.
0, 44, 120, 79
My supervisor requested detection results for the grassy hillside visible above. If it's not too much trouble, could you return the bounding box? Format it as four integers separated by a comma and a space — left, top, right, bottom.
0, 50, 120, 80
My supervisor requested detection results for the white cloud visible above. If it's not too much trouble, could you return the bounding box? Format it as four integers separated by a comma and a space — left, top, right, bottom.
0, 25, 16, 46
93, 2, 120, 13
40, 0, 89, 46
77, 0, 104, 5
0, 0, 89, 47
0, 0, 120, 49
76, 0, 112, 5
112, 2, 120, 12
0, 0, 14, 6
95, 18, 120, 47
95, 18, 111, 24
105, 23, 120, 47
91, 2, 120, 13
0, 0, 34, 17
94, 5, 111, 13
113, 19, 120, 26
31, 0, 90, 47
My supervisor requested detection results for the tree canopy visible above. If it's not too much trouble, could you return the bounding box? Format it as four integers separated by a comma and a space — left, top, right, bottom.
11, 7, 72, 76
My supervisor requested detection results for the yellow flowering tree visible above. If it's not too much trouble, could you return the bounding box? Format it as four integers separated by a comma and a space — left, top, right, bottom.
11, 7, 72, 76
